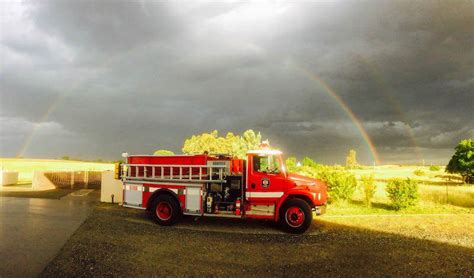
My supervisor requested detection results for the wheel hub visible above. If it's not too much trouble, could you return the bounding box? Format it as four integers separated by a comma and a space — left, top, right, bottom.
285, 206, 305, 228
156, 202, 172, 221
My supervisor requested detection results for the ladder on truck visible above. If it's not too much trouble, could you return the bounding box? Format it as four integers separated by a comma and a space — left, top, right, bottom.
122, 164, 228, 183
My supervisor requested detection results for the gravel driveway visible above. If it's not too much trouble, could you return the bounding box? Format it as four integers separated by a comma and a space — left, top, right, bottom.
41, 204, 474, 276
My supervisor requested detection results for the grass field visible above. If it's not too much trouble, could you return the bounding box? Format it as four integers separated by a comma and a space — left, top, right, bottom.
0, 158, 113, 183
347, 166, 474, 210
350, 165, 462, 184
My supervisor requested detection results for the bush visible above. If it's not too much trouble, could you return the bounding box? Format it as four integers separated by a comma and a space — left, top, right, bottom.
413, 169, 425, 176
318, 170, 357, 202
429, 165, 441, 171
385, 178, 419, 210
360, 175, 376, 208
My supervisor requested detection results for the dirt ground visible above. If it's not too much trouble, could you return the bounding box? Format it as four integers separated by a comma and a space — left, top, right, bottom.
41, 204, 473, 277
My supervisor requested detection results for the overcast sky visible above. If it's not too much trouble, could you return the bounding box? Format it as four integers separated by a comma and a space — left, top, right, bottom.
1, 0, 473, 164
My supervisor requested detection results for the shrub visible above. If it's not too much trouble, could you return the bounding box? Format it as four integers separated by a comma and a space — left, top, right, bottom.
318, 170, 357, 202
385, 178, 419, 210
413, 169, 425, 176
429, 165, 441, 171
360, 175, 376, 208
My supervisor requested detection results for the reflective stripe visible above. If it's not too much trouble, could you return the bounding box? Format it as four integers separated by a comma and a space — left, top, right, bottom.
125, 185, 178, 194
246, 192, 284, 198
124, 184, 143, 191
147, 187, 178, 194
186, 188, 200, 195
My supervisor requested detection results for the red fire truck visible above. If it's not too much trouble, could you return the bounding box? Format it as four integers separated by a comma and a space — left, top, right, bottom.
115, 147, 327, 233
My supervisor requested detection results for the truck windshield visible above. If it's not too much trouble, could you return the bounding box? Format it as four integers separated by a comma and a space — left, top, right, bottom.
253, 155, 281, 174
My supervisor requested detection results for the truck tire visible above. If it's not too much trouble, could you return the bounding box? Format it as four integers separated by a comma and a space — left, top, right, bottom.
279, 198, 313, 233
151, 194, 181, 226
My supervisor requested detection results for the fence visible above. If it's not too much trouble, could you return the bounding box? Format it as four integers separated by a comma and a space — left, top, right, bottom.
44, 171, 102, 189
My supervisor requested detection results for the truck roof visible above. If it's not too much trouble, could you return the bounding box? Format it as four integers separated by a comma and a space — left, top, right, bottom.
247, 149, 282, 155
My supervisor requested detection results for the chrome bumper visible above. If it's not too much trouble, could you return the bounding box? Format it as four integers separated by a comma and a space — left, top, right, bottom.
312, 205, 326, 216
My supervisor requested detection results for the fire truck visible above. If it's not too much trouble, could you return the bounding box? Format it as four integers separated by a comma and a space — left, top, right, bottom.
115, 146, 327, 233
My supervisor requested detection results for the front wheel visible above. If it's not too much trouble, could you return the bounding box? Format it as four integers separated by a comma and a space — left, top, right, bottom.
279, 198, 313, 233
151, 195, 181, 226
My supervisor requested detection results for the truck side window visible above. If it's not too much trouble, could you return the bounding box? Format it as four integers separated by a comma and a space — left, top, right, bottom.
253, 155, 280, 174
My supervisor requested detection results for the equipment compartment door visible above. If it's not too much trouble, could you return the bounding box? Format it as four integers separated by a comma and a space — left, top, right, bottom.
185, 187, 201, 214
124, 184, 142, 207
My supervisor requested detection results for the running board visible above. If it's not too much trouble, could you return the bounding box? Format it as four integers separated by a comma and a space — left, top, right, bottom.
202, 213, 242, 219
123, 204, 146, 210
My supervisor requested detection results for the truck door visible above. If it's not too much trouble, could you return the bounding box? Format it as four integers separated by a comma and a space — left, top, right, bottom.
246, 154, 286, 204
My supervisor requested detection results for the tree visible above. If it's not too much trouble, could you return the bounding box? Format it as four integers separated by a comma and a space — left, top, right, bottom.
182, 130, 226, 155
241, 130, 262, 151
345, 149, 358, 169
182, 129, 263, 159
153, 150, 175, 156
285, 157, 298, 172
302, 157, 318, 168
360, 174, 376, 208
446, 139, 474, 184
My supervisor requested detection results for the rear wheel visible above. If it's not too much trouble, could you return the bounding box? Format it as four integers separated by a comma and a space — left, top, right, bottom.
279, 198, 312, 233
151, 194, 181, 226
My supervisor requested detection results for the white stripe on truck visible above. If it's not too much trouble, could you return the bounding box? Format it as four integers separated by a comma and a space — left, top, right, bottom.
246, 192, 284, 198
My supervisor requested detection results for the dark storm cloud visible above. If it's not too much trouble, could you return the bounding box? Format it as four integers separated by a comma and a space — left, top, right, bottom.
1, 0, 473, 164
32, 1, 183, 53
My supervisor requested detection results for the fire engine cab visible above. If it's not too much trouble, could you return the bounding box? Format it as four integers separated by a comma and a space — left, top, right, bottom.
115, 147, 327, 233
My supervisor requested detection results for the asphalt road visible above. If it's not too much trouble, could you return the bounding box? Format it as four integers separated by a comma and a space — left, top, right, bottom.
0, 191, 98, 277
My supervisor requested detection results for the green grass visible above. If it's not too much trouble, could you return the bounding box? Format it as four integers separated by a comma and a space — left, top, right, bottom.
340, 165, 474, 212
326, 179, 474, 215
0, 158, 113, 183
326, 200, 472, 216
418, 184, 474, 208
350, 165, 463, 185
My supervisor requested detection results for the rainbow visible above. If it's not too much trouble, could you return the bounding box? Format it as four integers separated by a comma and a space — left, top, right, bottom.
17, 54, 118, 157
18, 56, 384, 165
294, 64, 381, 165
17, 94, 65, 157
354, 55, 422, 161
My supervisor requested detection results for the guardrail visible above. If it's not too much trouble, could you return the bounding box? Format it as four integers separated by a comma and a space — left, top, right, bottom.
44, 171, 102, 189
